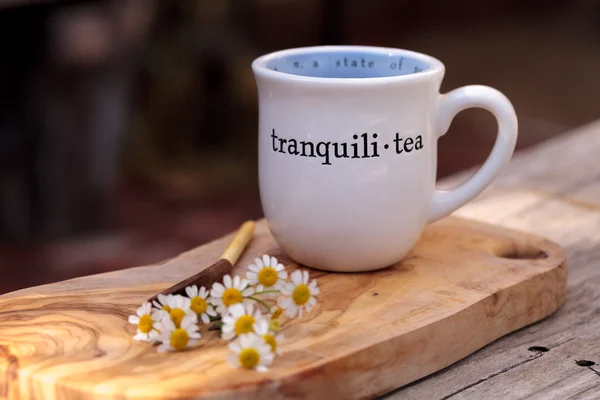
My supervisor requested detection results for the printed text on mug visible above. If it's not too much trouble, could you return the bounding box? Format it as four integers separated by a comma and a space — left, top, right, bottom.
270, 129, 423, 165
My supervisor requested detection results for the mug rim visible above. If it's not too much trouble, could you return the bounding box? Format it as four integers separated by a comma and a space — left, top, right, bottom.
252, 45, 445, 85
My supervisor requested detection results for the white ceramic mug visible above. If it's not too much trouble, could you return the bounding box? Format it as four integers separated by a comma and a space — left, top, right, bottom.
252, 46, 518, 272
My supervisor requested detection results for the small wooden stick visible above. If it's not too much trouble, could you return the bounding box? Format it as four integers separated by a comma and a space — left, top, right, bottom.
220, 220, 256, 265
147, 220, 256, 303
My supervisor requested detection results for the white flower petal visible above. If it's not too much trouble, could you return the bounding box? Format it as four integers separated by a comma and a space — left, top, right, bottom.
133, 332, 148, 341
256, 366, 268, 372
254, 258, 264, 269
201, 314, 209, 324
185, 286, 195, 298
136, 306, 145, 317
278, 296, 290, 308
248, 264, 260, 273
182, 296, 192, 310
270, 256, 278, 268
222, 331, 235, 340
211, 282, 225, 295
180, 315, 195, 329
189, 331, 201, 339
285, 303, 298, 318
233, 275, 241, 289
240, 333, 253, 348
253, 319, 269, 335
224, 274, 233, 288
230, 303, 245, 318
186, 324, 200, 335
165, 296, 175, 309
157, 343, 170, 353
128, 315, 140, 324
151, 310, 164, 321
229, 341, 242, 353
161, 318, 176, 331
291, 270, 302, 285
262, 255, 270, 267
174, 295, 184, 309
302, 270, 309, 285
247, 271, 258, 279
263, 353, 275, 364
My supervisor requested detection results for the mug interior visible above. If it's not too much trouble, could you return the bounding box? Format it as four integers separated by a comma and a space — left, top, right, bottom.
266, 49, 431, 79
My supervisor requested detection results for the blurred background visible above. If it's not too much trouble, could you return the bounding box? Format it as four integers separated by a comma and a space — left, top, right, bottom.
1, 0, 599, 293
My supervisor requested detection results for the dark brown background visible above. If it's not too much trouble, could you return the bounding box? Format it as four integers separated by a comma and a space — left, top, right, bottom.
1, 0, 598, 293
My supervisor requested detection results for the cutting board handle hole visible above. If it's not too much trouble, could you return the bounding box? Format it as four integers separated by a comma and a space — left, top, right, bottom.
497, 246, 548, 260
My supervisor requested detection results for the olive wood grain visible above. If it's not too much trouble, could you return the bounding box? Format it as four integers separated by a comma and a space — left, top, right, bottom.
0, 217, 566, 399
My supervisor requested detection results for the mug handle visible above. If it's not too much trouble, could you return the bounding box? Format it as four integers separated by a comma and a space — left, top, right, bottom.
428, 85, 518, 222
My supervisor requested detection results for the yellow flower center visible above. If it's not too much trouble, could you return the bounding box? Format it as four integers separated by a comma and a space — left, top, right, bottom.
271, 306, 283, 320
258, 267, 278, 287
238, 348, 260, 369
234, 315, 256, 335
190, 296, 207, 315
222, 288, 243, 307
292, 284, 310, 306
138, 314, 154, 333
263, 334, 277, 353
162, 305, 172, 313
269, 320, 280, 333
169, 308, 186, 327
170, 328, 189, 351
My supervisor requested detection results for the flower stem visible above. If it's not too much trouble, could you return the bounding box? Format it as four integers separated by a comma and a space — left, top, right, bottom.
246, 296, 272, 311
209, 320, 223, 331
252, 290, 280, 296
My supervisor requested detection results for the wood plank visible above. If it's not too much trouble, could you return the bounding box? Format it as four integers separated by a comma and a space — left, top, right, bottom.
386, 120, 600, 398
0, 218, 566, 399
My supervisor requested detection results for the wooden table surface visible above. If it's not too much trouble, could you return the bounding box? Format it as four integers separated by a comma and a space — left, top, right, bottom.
386, 120, 600, 399
1, 120, 597, 399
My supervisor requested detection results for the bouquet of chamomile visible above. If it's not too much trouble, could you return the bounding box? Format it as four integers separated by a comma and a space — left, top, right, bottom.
128, 255, 319, 372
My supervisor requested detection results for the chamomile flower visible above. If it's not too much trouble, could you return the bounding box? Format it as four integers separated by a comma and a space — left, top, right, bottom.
271, 306, 284, 320
156, 315, 200, 352
164, 294, 197, 327
246, 255, 288, 293
152, 293, 173, 313
221, 303, 264, 340
254, 318, 284, 355
227, 333, 274, 372
128, 302, 163, 342
268, 306, 283, 332
280, 270, 319, 318
185, 285, 216, 324
210, 274, 254, 314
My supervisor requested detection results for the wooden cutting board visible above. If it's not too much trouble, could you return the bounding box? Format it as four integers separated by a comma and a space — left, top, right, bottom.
0, 217, 566, 400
